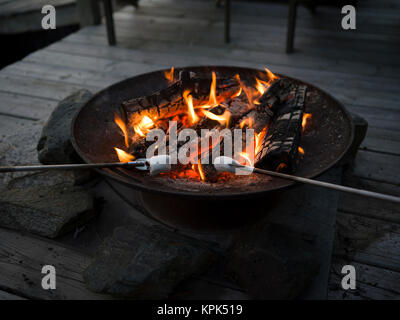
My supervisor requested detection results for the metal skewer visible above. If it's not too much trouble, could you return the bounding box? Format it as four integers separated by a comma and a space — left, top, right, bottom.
0, 161, 147, 173
0, 155, 172, 176
230, 163, 400, 204
212, 156, 400, 204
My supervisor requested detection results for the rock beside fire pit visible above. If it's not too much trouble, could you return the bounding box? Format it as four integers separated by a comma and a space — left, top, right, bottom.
84, 224, 217, 298
0, 106, 98, 238
37, 89, 93, 164
0, 120, 89, 190
227, 223, 320, 299
0, 185, 96, 238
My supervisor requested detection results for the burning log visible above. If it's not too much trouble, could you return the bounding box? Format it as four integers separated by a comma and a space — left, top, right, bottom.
121, 71, 239, 128
255, 83, 307, 173
120, 71, 240, 160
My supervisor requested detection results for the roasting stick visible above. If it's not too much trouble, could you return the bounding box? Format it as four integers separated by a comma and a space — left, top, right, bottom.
0, 155, 171, 176
0, 162, 146, 172
213, 156, 400, 204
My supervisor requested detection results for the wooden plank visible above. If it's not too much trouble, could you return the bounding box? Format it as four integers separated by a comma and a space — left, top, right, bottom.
50, 39, 400, 94
0, 227, 112, 299
78, 23, 400, 79
352, 150, 400, 185
21, 51, 164, 79
13, 40, 400, 113
347, 105, 400, 132
0, 91, 55, 120
328, 260, 400, 300
339, 191, 400, 224
109, 9, 400, 63
0, 73, 99, 101
333, 212, 400, 273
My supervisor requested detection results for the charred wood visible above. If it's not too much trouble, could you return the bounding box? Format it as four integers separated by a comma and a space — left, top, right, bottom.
255, 84, 307, 173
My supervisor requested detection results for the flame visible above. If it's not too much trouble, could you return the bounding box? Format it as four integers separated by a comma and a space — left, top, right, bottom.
114, 112, 129, 148
255, 77, 270, 95
276, 163, 287, 172
255, 127, 267, 155
208, 72, 218, 107
202, 110, 230, 126
183, 90, 198, 124
164, 67, 174, 82
298, 146, 305, 155
232, 86, 242, 98
239, 152, 252, 166
240, 117, 254, 129
264, 67, 278, 81
302, 113, 312, 131
133, 115, 155, 137
197, 160, 205, 181
114, 147, 135, 162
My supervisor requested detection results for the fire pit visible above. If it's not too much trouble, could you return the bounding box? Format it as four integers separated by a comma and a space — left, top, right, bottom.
71, 66, 353, 231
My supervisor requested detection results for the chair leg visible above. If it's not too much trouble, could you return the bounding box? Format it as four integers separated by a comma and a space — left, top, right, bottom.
286, 0, 298, 53
103, 0, 116, 46
224, 0, 231, 43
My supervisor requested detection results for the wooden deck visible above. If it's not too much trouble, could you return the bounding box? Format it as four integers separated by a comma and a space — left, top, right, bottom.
0, 0, 399, 299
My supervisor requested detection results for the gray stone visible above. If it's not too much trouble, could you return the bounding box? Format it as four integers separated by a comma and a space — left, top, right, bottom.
226, 223, 320, 299
84, 224, 216, 298
0, 185, 96, 238
37, 89, 93, 164
0, 120, 90, 191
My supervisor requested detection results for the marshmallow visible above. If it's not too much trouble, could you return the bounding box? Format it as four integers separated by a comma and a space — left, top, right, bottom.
213, 156, 254, 175
148, 155, 171, 176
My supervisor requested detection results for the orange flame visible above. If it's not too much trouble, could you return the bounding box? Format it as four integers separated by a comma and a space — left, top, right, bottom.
197, 160, 205, 181
183, 90, 198, 124
114, 147, 135, 162
239, 152, 252, 166
232, 86, 242, 98
255, 127, 267, 155
202, 110, 230, 127
298, 146, 305, 156
302, 113, 312, 131
114, 112, 129, 148
276, 163, 287, 172
264, 67, 278, 81
134, 115, 155, 137
255, 77, 270, 95
240, 117, 254, 129
164, 67, 174, 82
208, 72, 218, 107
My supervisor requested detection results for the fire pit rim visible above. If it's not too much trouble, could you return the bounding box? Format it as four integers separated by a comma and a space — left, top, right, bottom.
70, 65, 354, 200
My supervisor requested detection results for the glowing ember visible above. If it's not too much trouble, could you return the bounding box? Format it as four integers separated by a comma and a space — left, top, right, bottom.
298, 146, 305, 155
114, 147, 135, 162
302, 113, 312, 131
114, 112, 129, 148
164, 67, 174, 82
